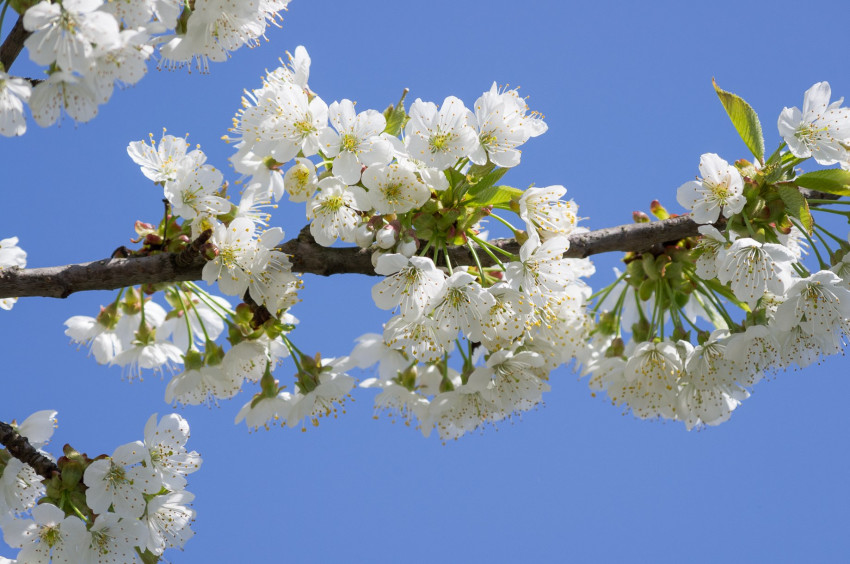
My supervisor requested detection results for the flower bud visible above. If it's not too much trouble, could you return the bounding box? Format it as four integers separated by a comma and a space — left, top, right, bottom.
354, 223, 375, 249
633, 211, 650, 223
650, 200, 669, 220
201, 242, 219, 261
376, 225, 398, 249
398, 237, 418, 258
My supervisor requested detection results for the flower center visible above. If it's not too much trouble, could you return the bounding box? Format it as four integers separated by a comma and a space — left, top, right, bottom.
341, 134, 359, 152
430, 131, 454, 152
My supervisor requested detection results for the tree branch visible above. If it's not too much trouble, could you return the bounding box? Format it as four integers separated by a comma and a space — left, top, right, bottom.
0, 420, 59, 480
0, 215, 706, 299
0, 16, 29, 72
0, 188, 838, 300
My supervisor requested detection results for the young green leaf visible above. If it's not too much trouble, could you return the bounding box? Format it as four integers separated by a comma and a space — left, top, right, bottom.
382, 88, 409, 137
467, 167, 508, 196
776, 184, 813, 234
713, 79, 765, 163
466, 185, 523, 207
794, 168, 850, 196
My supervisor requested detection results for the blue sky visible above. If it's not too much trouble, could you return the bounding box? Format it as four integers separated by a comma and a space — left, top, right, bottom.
2, 0, 849, 562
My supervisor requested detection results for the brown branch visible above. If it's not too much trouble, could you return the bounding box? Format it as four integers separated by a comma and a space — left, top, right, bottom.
0, 16, 30, 72
0, 187, 838, 300
0, 420, 59, 480
0, 215, 707, 299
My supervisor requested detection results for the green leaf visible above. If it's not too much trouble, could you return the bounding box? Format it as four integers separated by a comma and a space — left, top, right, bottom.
467, 185, 523, 207
467, 167, 508, 196
793, 169, 850, 196
776, 184, 813, 234
713, 78, 765, 162
382, 88, 409, 137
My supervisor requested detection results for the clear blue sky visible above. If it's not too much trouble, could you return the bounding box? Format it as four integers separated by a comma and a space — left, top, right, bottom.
2, 1, 849, 562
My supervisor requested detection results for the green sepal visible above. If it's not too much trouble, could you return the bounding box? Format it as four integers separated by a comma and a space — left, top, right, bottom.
382, 89, 409, 137
776, 184, 813, 234
713, 78, 765, 163
9, 0, 38, 15
793, 169, 850, 196
641, 254, 660, 281
638, 278, 655, 301
60, 460, 84, 489
136, 547, 161, 564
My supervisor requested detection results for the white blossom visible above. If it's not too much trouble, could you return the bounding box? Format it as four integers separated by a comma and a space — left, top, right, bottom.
405, 96, 480, 170
778, 81, 850, 166
0, 72, 31, 137
318, 99, 392, 184
676, 153, 745, 224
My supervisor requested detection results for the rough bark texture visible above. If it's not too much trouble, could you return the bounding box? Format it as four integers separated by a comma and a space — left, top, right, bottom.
0, 215, 706, 299
0, 420, 59, 480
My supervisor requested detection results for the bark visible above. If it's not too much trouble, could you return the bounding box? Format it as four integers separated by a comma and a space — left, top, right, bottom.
0, 16, 29, 72
0, 420, 59, 480
0, 215, 706, 299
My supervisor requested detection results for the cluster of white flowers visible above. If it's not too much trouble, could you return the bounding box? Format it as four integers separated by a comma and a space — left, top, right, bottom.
0, 412, 199, 562
213, 47, 594, 439
45, 49, 850, 440
0, 0, 292, 136
583, 81, 850, 429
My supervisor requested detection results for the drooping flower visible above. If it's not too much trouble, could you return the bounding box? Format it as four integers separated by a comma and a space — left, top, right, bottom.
0, 459, 44, 515
371, 254, 446, 320
2, 503, 87, 563
0, 72, 31, 137
23, 0, 120, 73
716, 238, 796, 307
773, 270, 850, 335
82, 512, 148, 564
286, 358, 356, 428
430, 271, 495, 342
145, 491, 196, 555
143, 413, 202, 490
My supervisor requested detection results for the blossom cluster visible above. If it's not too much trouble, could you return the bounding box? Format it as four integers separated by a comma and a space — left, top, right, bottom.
53, 45, 594, 440
218, 47, 593, 439
0, 411, 199, 562
0, 0, 292, 136
581, 81, 850, 429
26, 48, 850, 438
